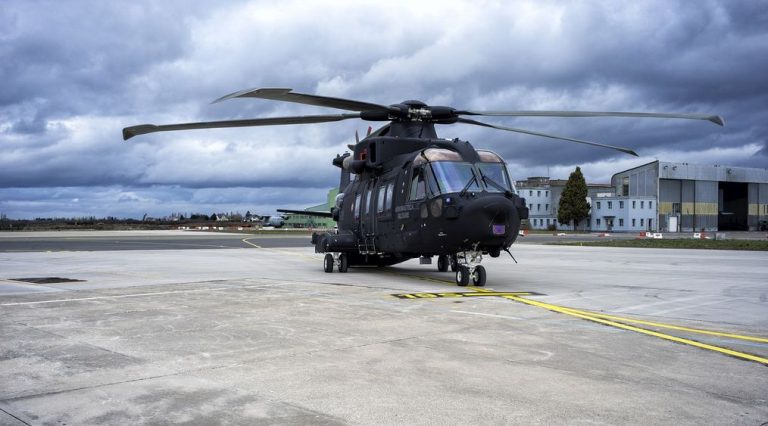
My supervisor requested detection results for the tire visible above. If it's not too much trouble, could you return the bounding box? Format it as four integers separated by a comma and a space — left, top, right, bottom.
449, 255, 458, 272
323, 253, 334, 273
472, 265, 486, 287
456, 265, 470, 286
437, 255, 449, 272
338, 253, 348, 273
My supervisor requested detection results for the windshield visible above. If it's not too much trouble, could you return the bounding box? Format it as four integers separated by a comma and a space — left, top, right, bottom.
477, 163, 513, 193
430, 162, 481, 194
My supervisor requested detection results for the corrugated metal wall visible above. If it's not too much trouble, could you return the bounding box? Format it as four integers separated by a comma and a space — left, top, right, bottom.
749, 183, 768, 229
658, 179, 679, 231
694, 180, 718, 231
658, 179, 718, 231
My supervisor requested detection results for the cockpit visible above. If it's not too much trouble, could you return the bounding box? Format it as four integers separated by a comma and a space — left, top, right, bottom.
409, 148, 515, 200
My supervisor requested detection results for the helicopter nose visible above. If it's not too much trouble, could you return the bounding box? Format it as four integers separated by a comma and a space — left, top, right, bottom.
461, 194, 518, 238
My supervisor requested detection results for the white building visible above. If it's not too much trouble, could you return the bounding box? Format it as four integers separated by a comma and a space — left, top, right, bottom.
590, 195, 658, 232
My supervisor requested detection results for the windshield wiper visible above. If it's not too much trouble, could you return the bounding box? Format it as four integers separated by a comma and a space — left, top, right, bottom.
459, 174, 478, 197
481, 174, 514, 197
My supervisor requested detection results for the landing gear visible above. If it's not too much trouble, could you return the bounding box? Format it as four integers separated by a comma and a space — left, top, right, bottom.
449, 254, 458, 272
338, 253, 349, 273
324, 252, 349, 273
437, 255, 449, 272
453, 251, 487, 286
472, 265, 486, 286
456, 265, 470, 286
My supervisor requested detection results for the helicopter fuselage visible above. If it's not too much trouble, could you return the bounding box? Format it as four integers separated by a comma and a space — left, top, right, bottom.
312, 134, 528, 269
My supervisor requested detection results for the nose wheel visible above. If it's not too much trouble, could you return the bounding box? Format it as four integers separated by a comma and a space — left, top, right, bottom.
453, 251, 486, 286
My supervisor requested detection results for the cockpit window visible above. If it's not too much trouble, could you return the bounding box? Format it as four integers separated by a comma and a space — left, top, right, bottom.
477, 163, 513, 193
430, 162, 481, 194
476, 150, 513, 193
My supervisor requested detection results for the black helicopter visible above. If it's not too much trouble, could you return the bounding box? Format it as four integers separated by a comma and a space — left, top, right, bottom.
123, 88, 723, 286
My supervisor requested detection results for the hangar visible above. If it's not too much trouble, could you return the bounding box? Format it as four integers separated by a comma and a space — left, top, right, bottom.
611, 161, 768, 232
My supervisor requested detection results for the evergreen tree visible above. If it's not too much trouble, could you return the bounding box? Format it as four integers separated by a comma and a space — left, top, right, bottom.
558, 166, 590, 230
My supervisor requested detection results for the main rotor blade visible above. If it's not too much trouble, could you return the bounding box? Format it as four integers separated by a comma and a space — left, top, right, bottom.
456, 118, 638, 157
212, 87, 392, 112
457, 110, 724, 126
122, 113, 360, 140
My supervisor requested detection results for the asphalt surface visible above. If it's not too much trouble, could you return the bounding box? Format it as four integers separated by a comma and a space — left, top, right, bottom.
1, 231, 766, 424
0, 231, 312, 252
2, 230, 764, 253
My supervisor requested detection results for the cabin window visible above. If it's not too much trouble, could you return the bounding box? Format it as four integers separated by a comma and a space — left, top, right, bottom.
377, 185, 386, 213
363, 188, 370, 215
385, 183, 394, 211
354, 193, 361, 219
410, 169, 426, 200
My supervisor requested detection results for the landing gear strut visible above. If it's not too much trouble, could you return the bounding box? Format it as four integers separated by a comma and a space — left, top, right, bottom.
453, 251, 486, 286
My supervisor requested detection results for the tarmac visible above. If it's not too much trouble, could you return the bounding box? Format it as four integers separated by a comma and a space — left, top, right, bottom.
0, 231, 767, 424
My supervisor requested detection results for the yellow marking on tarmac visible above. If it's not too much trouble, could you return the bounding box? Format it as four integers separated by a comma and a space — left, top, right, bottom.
551, 306, 768, 344
502, 294, 768, 366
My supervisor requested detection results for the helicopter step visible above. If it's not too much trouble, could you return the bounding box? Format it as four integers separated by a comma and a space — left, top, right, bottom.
358, 235, 378, 255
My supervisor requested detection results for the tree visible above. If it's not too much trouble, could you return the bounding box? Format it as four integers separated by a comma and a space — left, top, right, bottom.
558, 166, 590, 230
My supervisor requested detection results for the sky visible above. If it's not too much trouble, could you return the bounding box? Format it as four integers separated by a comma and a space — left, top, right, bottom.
1, 0, 767, 219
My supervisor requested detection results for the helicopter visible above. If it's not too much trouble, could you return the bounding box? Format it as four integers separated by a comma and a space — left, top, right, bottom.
123, 88, 723, 286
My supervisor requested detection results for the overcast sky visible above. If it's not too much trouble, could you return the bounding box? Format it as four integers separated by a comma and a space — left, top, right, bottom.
1, 0, 766, 219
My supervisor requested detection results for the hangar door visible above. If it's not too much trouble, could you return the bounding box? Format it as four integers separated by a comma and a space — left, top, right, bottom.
718, 182, 748, 230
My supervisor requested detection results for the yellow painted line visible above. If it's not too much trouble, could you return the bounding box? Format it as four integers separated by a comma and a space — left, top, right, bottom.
503, 295, 768, 366
552, 306, 768, 344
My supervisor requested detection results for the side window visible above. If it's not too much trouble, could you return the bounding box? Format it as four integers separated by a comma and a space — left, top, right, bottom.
409, 169, 426, 200
385, 183, 394, 211
377, 185, 386, 213
363, 188, 369, 215
354, 193, 361, 219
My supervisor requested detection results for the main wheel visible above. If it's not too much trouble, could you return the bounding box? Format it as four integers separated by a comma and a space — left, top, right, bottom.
323, 253, 334, 273
338, 253, 348, 273
456, 265, 470, 286
449, 254, 458, 272
437, 255, 449, 272
472, 265, 486, 286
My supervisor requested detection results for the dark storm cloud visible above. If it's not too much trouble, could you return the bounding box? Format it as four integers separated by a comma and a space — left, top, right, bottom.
1, 0, 766, 218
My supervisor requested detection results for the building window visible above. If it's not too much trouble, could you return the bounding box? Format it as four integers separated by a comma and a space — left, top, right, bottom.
546, 218, 550, 225
596, 218, 601, 226
649, 201, 653, 209
640, 218, 644, 227
640, 201, 645, 209
648, 219, 653, 229
537, 190, 541, 197
632, 200, 636, 208
545, 204, 549, 211
622, 177, 629, 196
596, 201, 601, 209
672, 202, 681, 213
619, 201, 624, 208
529, 190, 533, 196
537, 204, 541, 211
608, 201, 613, 209
619, 218, 624, 226
632, 218, 636, 227
546, 191, 549, 196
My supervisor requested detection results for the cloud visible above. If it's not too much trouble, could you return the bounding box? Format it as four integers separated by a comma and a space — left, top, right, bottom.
1, 0, 766, 219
